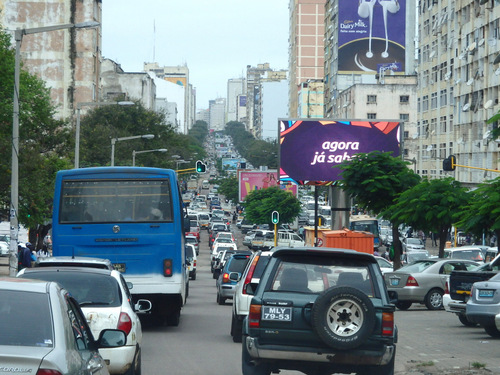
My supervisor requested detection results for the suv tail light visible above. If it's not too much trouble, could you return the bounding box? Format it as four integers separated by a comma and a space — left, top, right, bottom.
444, 280, 449, 294
222, 273, 230, 283
381, 312, 394, 336
163, 259, 173, 277
243, 255, 260, 295
117, 312, 132, 335
405, 276, 418, 286
248, 304, 262, 328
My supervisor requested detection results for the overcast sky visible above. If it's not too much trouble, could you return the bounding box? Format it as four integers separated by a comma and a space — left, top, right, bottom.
102, 0, 289, 109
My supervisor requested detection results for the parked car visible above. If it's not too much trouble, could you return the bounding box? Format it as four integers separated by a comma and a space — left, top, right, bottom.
231, 250, 274, 343
385, 259, 479, 310
0, 278, 126, 375
185, 243, 197, 280
18, 267, 151, 375
401, 237, 426, 252
215, 251, 252, 305
443, 246, 485, 262
0, 240, 9, 256
466, 272, 500, 337
242, 247, 397, 375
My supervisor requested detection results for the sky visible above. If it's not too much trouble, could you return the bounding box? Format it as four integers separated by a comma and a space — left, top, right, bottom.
102, 0, 290, 109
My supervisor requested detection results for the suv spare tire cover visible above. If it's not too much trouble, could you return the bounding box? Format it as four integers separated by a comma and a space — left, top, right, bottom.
311, 286, 376, 350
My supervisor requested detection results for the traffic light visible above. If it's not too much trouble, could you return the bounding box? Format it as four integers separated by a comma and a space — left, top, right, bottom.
195, 160, 206, 173
443, 155, 456, 171
271, 211, 279, 224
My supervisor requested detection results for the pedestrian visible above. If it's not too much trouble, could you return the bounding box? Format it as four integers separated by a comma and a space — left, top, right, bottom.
298, 226, 305, 240
37, 245, 50, 258
19, 242, 34, 269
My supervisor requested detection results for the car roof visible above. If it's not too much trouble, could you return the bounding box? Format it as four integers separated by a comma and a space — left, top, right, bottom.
35, 256, 114, 270
0, 277, 54, 293
20, 266, 114, 277
272, 247, 377, 263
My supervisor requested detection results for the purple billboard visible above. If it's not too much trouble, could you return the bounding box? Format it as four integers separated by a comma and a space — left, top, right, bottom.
338, 0, 406, 74
279, 119, 400, 185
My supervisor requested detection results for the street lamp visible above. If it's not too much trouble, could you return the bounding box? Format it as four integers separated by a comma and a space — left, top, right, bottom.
111, 134, 155, 166
132, 148, 167, 166
75, 101, 134, 168
10, 21, 100, 276
176, 160, 190, 171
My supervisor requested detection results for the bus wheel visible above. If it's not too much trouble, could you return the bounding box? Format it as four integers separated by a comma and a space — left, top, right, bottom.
166, 310, 180, 326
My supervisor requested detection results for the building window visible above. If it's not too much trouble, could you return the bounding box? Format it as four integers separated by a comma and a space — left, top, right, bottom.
367, 113, 377, 119
422, 95, 429, 111
400, 95, 409, 103
440, 116, 447, 132
367, 95, 377, 104
404, 130, 409, 138
400, 113, 409, 121
440, 89, 447, 106
431, 92, 438, 109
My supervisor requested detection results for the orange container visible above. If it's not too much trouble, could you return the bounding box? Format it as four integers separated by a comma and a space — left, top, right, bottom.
320, 228, 374, 254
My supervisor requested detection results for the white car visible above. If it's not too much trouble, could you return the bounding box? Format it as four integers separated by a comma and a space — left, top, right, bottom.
0, 240, 9, 256
18, 267, 151, 375
401, 237, 426, 252
375, 256, 393, 274
185, 243, 197, 280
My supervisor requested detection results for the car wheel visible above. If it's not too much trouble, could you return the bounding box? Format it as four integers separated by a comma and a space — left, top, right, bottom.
457, 313, 478, 327
217, 292, 226, 305
242, 336, 271, 375
484, 324, 500, 338
166, 310, 180, 327
424, 288, 443, 310
356, 347, 395, 375
395, 301, 412, 310
311, 286, 376, 350
231, 314, 243, 343
191, 270, 196, 280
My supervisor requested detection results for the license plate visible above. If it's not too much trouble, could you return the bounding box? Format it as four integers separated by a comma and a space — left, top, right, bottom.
262, 306, 292, 321
479, 289, 494, 298
390, 278, 399, 286
113, 263, 126, 273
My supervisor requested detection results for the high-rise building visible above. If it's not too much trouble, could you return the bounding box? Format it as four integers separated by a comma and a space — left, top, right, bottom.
0, 0, 101, 120
209, 98, 227, 131
227, 78, 246, 123
288, 0, 326, 118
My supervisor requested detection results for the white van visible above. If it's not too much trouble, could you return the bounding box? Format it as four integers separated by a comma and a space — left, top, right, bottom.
202, 180, 210, 189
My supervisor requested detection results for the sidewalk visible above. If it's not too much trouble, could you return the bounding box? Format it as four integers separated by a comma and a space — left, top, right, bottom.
0, 256, 13, 277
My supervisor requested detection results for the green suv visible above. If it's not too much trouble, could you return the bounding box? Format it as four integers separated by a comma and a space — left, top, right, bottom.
242, 247, 397, 375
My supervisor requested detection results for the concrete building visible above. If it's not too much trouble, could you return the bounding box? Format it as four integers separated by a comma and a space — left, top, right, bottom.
100, 59, 155, 109
236, 95, 248, 123
288, 0, 326, 118
144, 63, 195, 134
209, 98, 227, 131
415, 0, 500, 186
227, 78, 246, 123
297, 79, 325, 118
0, 0, 101, 120
261, 80, 289, 141
196, 108, 210, 124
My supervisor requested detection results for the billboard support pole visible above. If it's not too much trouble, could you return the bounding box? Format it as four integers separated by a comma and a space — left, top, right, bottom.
314, 186, 319, 246
331, 185, 351, 230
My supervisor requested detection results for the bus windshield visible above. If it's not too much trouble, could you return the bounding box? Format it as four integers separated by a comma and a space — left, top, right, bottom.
59, 179, 173, 224
350, 220, 379, 237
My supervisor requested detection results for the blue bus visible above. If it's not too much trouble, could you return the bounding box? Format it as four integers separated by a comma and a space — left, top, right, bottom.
52, 167, 189, 326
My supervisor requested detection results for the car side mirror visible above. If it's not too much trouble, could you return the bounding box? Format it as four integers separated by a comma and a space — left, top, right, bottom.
97, 329, 127, 348
135, 299, 152, 313
387, 290, 398, 304
126, 281, 133, 290
229, 272, 240, 282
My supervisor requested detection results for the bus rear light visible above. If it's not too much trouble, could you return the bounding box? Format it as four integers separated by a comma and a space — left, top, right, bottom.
248, 304, 261, 328
163, 259, 173, 277
381, 312, 394, 336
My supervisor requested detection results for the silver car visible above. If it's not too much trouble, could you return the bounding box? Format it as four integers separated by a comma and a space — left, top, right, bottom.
466, 272, 500, 337
385, 259, 479, 310
0, 278, 126, 375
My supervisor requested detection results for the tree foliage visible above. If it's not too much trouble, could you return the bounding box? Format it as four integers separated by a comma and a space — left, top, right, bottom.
337, 151, 420, 269
389, 177, 468, 257
215, 175, 238, 203
0, 27, 72, 242
455, 176, 500, 250
243, 187, 301, 227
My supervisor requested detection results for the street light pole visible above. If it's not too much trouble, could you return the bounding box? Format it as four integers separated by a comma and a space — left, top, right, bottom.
75, 101, 134, 168
9, 21, 99, 276
111, 134, 155, 166
132, 148, 167, 166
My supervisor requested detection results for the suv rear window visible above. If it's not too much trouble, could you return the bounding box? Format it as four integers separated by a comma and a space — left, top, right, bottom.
226, 256, 251, 273
270, 260, 374, 296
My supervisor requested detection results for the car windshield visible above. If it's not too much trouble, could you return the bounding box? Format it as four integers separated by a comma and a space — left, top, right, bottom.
446, 249, 484, 261
398, 260, 436, 273
270, 258, 374, 296
186, 237, 197, 243
0, 290, 54, 347
21, 271, 122, 307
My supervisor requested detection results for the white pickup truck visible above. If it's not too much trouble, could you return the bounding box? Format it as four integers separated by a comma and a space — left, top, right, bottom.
250, 230, 304, 251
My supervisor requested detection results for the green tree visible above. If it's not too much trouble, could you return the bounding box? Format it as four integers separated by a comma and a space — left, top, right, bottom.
337, 151, 421, 269
455, 176, 500, 251
243, 187, 301, 227
215, 176, 239, 203
0, 27, 72, 244
389, 178, 468, 257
